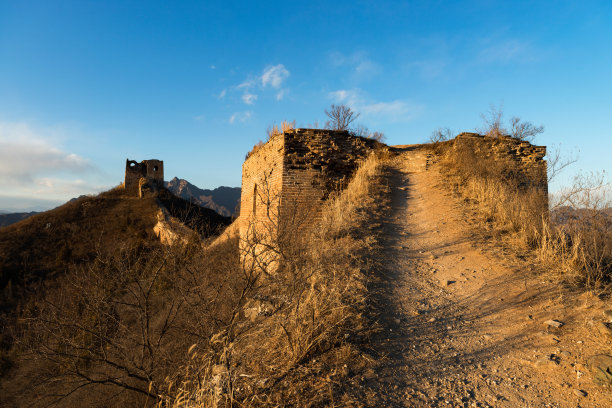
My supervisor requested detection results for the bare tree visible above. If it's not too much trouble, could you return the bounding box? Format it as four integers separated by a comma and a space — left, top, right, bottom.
480, 103, 545, 142
510, 117, 544, 141
547, 145, 578, 182
350, 123, 386, 142
429, 127, 453, 143
369, 131, 386, 142
479, 103, 506, 137
324, 104, 360, 131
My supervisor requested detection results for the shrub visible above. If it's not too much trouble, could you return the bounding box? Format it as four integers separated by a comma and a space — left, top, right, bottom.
435, 139, 611, 292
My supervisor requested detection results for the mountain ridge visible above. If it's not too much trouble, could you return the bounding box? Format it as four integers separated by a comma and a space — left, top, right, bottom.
164, 177, 240, 217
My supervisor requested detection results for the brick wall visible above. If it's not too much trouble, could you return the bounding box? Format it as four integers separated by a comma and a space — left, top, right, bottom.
453, 133, 548, 194
239, 133, 285, 238
280, 129, 380, 223
238, 129, 382, 266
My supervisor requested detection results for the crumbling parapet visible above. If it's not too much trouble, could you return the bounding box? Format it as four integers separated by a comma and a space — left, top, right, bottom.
238, 129, 384, 271
124, 159, 164, 197
453, 133, 548, 195
239, 129, 383, 239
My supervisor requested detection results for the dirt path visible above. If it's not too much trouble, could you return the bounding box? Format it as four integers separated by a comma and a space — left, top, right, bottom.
360, 149, 611, 407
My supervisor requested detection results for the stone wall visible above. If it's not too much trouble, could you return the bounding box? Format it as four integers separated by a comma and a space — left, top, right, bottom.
280, 129, 380, 222
239, 133, 285, 238
453, 133, 548, 194
238, 129, 382, 265
124, 159, 164, 196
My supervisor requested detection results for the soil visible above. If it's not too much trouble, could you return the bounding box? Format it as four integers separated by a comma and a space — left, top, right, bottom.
358, 148, 611, 407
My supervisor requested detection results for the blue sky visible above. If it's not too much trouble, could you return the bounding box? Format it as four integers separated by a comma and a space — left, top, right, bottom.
0, 0, 610, 211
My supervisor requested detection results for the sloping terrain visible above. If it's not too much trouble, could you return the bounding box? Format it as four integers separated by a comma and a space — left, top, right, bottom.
165, 177, 241, 217
0, 187, 229, 303
0, 186, 232, 407
356, 149, 611, 407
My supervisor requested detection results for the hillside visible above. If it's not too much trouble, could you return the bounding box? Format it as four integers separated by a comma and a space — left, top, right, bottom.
0, 185, 232, 407
0, 186, 229, 301
165, 177, 241, 217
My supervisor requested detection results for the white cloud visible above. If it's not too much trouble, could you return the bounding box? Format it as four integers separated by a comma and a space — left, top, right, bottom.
229, 111, 253, 124
0, 122, 92, 185
329, 89, 423, 122
241, 92, 258, 105
210, 65, 216, 70
329, 51, 381, 79
218, 89, 227, 99
237, 78, 256, 89
477, 40, 533, 63
360, 101, 423, 121
229, 64, 290, 106
406, 60, 448, 80
261, 64, 289, 89
0, 121, 105, 207
329, 89, 363, 107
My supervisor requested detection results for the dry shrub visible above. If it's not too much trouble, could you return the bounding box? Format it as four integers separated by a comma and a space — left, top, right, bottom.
436, 141, 611, 292
8, 236, 242, 407
539, 173, 611, 289
266, 120, 296, 139
438, 141, 547, 246
161, 152, 385, 407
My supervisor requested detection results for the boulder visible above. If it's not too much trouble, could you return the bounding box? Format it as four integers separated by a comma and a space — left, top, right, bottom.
587, 354, 612, 386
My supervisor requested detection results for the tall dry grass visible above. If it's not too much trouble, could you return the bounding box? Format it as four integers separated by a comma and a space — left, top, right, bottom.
159, 152, 385, 407
436, 141, 611, 292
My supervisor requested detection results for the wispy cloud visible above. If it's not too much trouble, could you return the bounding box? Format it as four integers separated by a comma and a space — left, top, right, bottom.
231, 64, 290, 105
329, 88, 423, 122
329, 89, 362, 106
218, 89, 227, 99
477, 39, 535, 64
261, 64, 289, 89
241, 92, 258, 105
405, 59, 448, 80
329, 51, 381, 79
229, 111, 253, 124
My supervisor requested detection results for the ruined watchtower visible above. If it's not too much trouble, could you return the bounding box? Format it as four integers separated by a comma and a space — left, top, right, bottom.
124, 159, 164, 196
239, 129, 382, 244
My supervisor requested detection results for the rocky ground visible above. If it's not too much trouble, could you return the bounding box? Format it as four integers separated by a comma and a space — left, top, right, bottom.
355, 149, 611, 407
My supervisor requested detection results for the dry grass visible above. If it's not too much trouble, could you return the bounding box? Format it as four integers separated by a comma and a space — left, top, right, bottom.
160, 152, 385, 407
435, 139, 611, 293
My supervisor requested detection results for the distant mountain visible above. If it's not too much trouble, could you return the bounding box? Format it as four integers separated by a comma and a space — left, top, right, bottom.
0, 211, 39, 227
551, 205, 612, 226
165, 177, 240, 217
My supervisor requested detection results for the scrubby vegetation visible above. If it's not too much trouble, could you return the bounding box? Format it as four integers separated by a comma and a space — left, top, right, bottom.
160, 151, 387, 407
433, 137, 611, 293
0, 187, 231, 407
